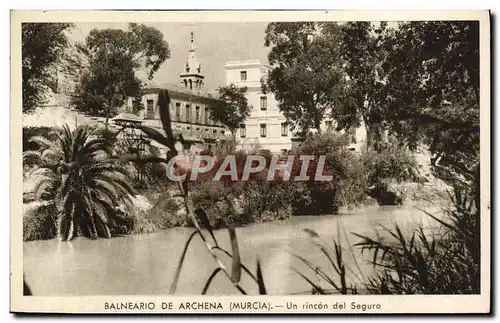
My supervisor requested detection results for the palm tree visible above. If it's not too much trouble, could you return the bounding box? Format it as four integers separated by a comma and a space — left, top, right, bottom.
24, 124, 135, 241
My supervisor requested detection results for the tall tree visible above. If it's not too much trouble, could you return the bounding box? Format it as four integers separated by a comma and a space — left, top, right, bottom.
207, 84, 252, 137
71, 23, 170, 123
22, 23, 73, 113
263, 22, 344, 136
383, 21, 480, 180
333, 22, 394, 150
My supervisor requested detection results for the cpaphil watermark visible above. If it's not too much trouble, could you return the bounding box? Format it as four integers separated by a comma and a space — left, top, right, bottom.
165, 154, 335, 182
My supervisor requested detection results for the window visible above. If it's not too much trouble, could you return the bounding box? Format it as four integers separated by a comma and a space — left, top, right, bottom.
240, 124, 246, 138
195, 106, 200, 123
240, 71, 247, 81
260, 96, 267, 110
281, 123, 288, 136
325, 120, 332, 129
146, 99, 154, 118
260, 124, 267, 137
204, 107, 210, 124
175, 103, 181, 119
213, 129, 217, 135
185, 104, 191, 122
221, 130, 225, 135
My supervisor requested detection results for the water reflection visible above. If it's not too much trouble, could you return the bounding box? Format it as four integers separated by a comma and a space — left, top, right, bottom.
24, 204, 443, 295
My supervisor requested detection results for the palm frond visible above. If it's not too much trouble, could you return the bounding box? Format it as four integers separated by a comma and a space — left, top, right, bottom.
26, 123, 136, 241
32, 177, 57, 200
27, 136, 54, 150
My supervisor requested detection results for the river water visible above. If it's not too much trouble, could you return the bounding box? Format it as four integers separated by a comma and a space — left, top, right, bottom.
24, 203, 444, 296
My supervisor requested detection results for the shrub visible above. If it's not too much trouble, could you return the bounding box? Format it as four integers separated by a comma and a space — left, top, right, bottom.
125, 186, 183, 234
240, 180, 293, 222
361, 137, 420, 205
189, 149, 293, 228
289, 131, 366, 215
191, 181, 250, 228
23, 203, 57, 241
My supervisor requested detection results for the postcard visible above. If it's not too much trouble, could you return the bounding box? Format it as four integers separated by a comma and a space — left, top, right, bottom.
11, 9, 490, 314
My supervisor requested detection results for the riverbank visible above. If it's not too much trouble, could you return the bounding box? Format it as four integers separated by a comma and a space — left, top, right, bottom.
23, 176, 450, 242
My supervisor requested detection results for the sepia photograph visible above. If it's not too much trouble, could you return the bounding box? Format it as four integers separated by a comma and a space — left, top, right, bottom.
11, 10, 490, 314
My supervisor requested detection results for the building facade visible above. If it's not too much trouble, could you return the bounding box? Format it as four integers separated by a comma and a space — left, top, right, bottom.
127, 32, 229, 154
224, 60, 293, 154
224, 60, 367, 154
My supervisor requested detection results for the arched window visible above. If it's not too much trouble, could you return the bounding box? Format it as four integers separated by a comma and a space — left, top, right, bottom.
189, 79, 192, 89
184, 79, 188, 88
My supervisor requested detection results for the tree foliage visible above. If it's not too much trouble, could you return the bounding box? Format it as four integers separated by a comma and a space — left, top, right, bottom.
265, 20, 480, 181
263, 22, 344, 135
24, 125, 135, 240
383, 21, 480, 180
334, 22, 394, 149
22, 23, 73, 113
71, 23, 170, 121
208, 84, 252, 135
335, 21, 479, 179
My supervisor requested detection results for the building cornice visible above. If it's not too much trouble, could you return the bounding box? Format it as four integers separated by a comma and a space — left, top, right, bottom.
143, 87, 219, 103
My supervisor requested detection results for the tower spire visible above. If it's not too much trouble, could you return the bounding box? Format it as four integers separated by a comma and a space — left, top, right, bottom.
180, 31, 204, 91
189, 31, 195, 51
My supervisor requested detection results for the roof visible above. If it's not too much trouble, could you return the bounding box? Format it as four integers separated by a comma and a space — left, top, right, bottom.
142, 82, 219, 100
112, 112, 144, 123
224, 60, 271, 70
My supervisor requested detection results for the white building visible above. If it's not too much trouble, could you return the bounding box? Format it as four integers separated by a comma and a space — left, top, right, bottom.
224, 60, 366, 154
225, 60, 293, 154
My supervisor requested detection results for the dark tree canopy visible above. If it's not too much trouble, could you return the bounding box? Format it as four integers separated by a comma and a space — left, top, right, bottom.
383, 21, 480, 178
22, 23, 73, 113
85, 23, 169, 80
264, 20, 480, 180
263, 22, 344, 136
71, 23, 170, 121
334, 22, 394, 149
208, 84, 252, 135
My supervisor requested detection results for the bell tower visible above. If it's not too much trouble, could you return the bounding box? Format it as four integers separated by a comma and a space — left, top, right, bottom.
180, 32, 205, 91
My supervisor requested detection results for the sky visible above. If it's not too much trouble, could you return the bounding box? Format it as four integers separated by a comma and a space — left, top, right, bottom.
69, 22, 271, 91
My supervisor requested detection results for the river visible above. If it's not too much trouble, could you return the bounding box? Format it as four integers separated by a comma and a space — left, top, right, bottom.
23, 203, 444, 296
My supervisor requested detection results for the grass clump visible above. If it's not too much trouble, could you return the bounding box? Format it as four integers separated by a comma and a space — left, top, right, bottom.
292, 178, 480, 295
